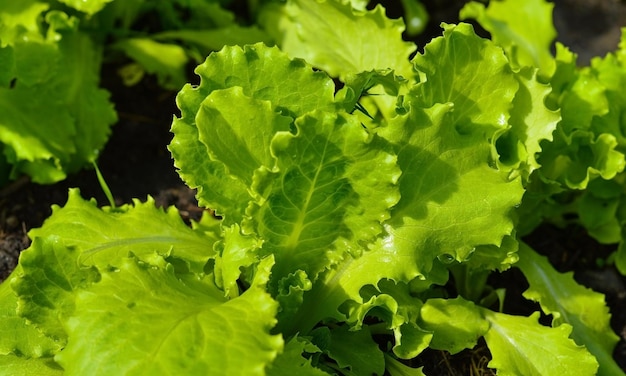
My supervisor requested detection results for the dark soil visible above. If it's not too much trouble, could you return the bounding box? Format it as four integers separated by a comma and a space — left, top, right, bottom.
1, 1, 625, 375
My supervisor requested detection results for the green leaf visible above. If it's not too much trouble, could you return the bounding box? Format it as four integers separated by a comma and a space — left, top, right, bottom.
372, 23, 524, 279
246, 110, 400, 283
460, 0, 557, 77
266, 336, 327, 376
170, 43, 336, 223
501, 67, 560, 179
418, 297, 489, 355
0, 0, 49, 45
28, 189, 217, 273
261, 0, 416, 80
56, 256, 283, 375
114, 38, 189, 90
214, 224, 262, 298
0, 354, 63, 376
385, 354, 426, 376
11, 237, 101, 342
0, 7, 116, 183
483, 311, 598, 376
0, 278, 61, 357
56, 0, 113, 15
538, 44, 625, 189
196, 87, 292, 186
343, 279, 433, 359
153, 26, 273, 52
516, 243, 623, 376
323, 325, 385, 376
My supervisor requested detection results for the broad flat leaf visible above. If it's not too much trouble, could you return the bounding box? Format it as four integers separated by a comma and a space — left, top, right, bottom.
246, 110, 400, 283
57, 0, 113, 15
0, 354, 62, 376
11, 237, 100, 342
56, 256, 283, 375
170, 43, 336, 223
418, 297, 489, 355
516, 243, 622, 376
483, 311, 598, 376
460, 0, 556, 76
261, 0, 416, 80
0, 278, 61, 357
28, 189, 217, 273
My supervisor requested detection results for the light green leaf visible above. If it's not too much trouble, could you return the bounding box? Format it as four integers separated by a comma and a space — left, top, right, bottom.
261, 0, 416, 80
483, 311, 598, 376
266, 336, 327, 376
11, 237, 100, 343
418, 297, 489, 355
0, 354, 63, 376
0, 0, 49, 46
57, 0, 113, 15
460, 0, 557, 77
374, 23, 523, 278
114, 38, 189, 90
538, 44, 625, 189
214, 224, 261, 298
56, 256, 283, 375
196, 87, 292, 185
0, 278, 61, 357
0, 7, 116, 183
385, 354, 425, 376
246, 110, 400, 283
28, 189, 217, 273
516, 243, 622, 376
53, 27, 117, 174
501, 67, 560, 179
344, 279, 433, 359
153, 26, 273, 52
324, 325, 385, 376
170, 43, 336, 222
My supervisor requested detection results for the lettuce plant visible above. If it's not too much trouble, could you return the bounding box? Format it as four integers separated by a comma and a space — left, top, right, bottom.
0, 0, 625, 375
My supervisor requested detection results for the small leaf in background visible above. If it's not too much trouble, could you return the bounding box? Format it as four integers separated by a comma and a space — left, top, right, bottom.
57, 0, 113, 15
113, 38, 188, 90
460, 0, 557, 77
261, 0, 416, 80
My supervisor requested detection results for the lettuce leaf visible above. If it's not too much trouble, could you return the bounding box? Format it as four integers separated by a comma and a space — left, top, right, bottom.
57, 255, 282, 375
260, 0, 416, 80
